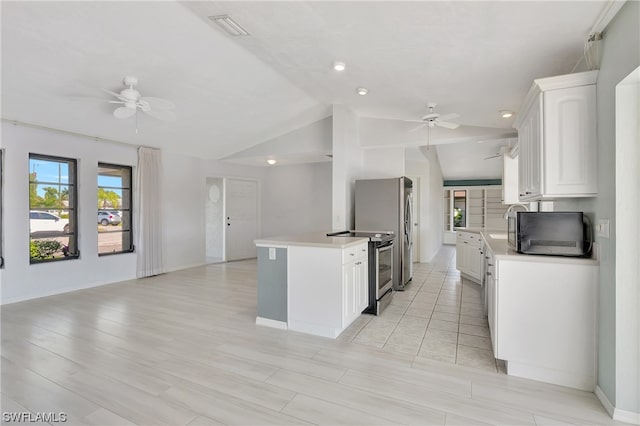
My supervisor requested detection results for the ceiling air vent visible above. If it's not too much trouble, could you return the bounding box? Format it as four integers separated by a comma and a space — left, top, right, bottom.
208, 15, 250, 37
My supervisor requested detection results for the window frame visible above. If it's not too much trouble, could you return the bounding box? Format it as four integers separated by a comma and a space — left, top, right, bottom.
28, 153, 79, 264
97, 162, 134, 256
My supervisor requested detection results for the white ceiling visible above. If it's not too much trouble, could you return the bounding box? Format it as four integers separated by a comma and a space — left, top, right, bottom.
1, 1, 607, 176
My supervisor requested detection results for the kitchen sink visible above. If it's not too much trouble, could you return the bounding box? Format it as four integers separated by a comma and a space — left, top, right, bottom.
489, 233, 507, 240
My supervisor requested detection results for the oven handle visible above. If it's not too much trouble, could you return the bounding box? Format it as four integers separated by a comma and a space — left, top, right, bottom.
378, 241, 394, 250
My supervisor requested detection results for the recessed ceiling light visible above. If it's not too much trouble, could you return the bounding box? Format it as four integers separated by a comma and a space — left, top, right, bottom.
333, 62, 346, 72
208, 15, 250, 36
267, 159, 277, 165
356, 87, 368, 96
500, 110, 514, 118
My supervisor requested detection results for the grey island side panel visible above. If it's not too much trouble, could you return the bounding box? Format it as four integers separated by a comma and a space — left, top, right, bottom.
257, 247, 287, 322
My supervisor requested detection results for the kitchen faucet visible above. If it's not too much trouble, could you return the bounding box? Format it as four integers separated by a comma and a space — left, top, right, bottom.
503, 203, 530, 219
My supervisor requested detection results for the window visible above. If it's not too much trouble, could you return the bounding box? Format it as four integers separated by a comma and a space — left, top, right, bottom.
453, 190, 467, 228
29, 154, 78, 263
98, 163, 133, 255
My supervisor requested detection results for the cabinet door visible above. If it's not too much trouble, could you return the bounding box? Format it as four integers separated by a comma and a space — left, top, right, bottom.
357, 259, 369, 312
342, 262, 356, 326
486, 255, 498, 355
518, 96, 542, 200
543, 85, 597, 196
456, 234, 467, 272
468, 245, 483, 281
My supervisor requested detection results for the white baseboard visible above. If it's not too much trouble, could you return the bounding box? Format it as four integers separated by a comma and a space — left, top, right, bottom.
595, 386, 615, 417
256, 317, 288, 330
595, 385, 640, 425
614, 409, 640, 425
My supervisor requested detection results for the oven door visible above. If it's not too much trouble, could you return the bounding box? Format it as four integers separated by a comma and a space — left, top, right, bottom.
376, 242, 394, 298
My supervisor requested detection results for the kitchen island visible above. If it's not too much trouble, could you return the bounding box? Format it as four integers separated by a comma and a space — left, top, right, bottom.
254, 232, 369, 338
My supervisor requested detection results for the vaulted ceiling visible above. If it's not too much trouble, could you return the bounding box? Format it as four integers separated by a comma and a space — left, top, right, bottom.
1, 1, 607, 177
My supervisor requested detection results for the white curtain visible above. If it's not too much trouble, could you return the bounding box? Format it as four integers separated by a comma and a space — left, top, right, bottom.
135, 147, 163, 277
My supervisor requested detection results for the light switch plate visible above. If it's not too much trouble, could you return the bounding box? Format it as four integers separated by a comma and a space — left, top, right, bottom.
268, 247, 276, 260
596, 219, 610, 238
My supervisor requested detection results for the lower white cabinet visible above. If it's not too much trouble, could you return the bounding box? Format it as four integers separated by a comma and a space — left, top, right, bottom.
288, 242, 368, 338
342, 255, 368, 327
484, 242, 598, 391
456, 231, 483, 283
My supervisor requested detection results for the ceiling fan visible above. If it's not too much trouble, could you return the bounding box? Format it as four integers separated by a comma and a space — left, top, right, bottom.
104, 76, 176, 127
484, 144, 512, 160
405, 103, 461, 131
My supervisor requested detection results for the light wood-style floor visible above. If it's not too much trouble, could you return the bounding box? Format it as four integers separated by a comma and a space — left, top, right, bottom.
1, 247, 621, 425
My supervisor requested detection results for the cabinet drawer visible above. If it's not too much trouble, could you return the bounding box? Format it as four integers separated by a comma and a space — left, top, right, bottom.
342, 243, 368, 263
457, 232, 483, 248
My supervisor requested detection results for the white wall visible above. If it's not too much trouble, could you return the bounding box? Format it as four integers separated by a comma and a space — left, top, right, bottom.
552, 1, 639, 415
205, 178, 223, 259
615, 65, 640, 419
361, 148, 405, 178
262, 162, 332, 237
0, 123, 137, 304
165, 152, 267, 273
407, 147, 444, 262
331, 105, 362, 230
0, 122, 270, 303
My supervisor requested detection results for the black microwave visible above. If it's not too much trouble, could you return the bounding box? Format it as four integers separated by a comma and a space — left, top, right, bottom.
507, 212, 591, 257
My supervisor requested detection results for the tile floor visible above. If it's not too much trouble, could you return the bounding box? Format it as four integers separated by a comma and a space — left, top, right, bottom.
340, 245, 506, 373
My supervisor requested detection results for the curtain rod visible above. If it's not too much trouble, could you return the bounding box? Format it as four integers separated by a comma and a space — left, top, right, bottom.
0, 118, 156, 150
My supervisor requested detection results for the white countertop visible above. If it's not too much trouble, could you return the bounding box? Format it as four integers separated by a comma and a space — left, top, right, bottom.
456, 227, 599, 265
255, 232, 369, 249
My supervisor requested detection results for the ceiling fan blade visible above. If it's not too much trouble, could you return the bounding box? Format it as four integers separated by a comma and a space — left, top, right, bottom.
140, 96, 175, 111
437, 113, 460, 122
142, 108, 176, 121
108, 100, 126, 104
408, 123, 427, 132
436, 121, 460, 130
103, 89, 126, 101
484, 154, 502, 160
404, 119, 428, 124
422, 113, 439, 120
113, 106, 136, 119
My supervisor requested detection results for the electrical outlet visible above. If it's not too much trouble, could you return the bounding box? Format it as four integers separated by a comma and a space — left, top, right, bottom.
268, 247, 277, 260
596, 219, 610, 238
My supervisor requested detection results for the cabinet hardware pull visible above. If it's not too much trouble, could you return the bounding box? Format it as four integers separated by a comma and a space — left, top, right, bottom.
487, 272, 492, 276
350, 253, 355, 256
525, 191, 532, 194
488, 263, 494, 266
485, 256, 490, 259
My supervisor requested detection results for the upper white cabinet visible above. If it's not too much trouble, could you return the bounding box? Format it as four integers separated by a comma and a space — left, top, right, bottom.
502, 150, 520, 205
514, 71, 598, 201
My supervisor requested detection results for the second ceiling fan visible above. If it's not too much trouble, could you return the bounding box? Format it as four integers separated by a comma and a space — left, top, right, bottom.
405, 103, 460, 131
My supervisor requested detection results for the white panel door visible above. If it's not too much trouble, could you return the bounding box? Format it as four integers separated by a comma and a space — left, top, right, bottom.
225, 178, 258, 261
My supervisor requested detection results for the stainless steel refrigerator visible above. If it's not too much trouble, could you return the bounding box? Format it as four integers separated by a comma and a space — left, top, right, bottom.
355, 177, 413, 291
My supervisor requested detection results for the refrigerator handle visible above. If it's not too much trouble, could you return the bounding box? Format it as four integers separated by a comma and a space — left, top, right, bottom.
405, 194, 413, 248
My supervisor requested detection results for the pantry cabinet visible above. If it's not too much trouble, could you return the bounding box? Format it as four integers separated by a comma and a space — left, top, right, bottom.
514, 71, 598, 201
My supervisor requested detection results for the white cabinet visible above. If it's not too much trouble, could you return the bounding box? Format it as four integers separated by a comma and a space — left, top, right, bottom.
288, 242, 368, 338
456, 231, 483, 283
502, 153, 520, 205
514, 71, 598, 201
483, 240, 598, 391
342, 252, 368, 327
